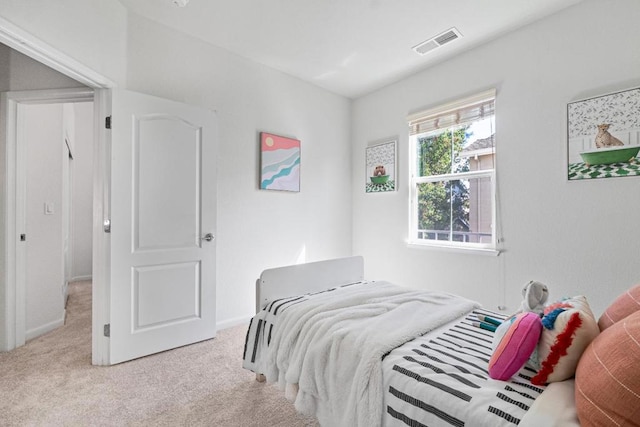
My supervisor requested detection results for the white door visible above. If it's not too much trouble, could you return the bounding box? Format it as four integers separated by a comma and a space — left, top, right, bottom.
108, 89, 217, 364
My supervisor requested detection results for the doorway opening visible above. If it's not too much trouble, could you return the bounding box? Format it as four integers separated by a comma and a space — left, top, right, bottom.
2, 19, 218, 366
3, 88, 96, 352
20, 100, 94, 342
1, 16, 113, 363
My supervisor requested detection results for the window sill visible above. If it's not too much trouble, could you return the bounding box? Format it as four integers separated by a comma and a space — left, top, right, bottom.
407, 242, 501, 256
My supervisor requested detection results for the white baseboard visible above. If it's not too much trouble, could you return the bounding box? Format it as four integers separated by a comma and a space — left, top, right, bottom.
26, 316, 65, 341
216, 315, 252, 331
70, 275, 92, 283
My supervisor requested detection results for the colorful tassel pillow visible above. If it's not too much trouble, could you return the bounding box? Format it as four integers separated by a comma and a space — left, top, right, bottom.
488, 312, 542, 380
531, 296, 599, 385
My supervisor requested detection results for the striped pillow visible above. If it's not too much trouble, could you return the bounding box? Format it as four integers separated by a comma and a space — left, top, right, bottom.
575, 310, 640, 426
598, 283, 640, 331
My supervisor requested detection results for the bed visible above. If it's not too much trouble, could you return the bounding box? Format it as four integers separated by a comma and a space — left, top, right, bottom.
242, 256, 584, 427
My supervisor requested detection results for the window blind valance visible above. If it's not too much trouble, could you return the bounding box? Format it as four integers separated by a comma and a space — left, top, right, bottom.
408, 89, 496, 136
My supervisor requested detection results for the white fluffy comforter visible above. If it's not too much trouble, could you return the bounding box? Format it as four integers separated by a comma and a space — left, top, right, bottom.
257, 281, 479, 427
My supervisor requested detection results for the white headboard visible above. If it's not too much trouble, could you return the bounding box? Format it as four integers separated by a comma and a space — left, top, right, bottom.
255, 256, 364, 312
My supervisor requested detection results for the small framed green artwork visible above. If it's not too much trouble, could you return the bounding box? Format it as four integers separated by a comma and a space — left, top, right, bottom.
365, 139, 396, 193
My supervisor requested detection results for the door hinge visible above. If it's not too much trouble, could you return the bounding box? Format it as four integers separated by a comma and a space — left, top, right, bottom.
20, 234, 26, 241
103, 219, 111, 233
103, 324, 110, 337
105, 116, 112, 129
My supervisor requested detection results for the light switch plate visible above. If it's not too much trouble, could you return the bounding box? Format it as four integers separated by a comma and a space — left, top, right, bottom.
44, 202, 55, 215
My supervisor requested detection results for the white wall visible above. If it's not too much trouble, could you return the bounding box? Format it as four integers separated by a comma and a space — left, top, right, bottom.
1, 2, 352, 331
69, 102, 94, 281
23, 103, 65, 339
351, 0, 640, 316
21, 98, 91, 341
9, 0, 635, 330
0, 0, 127, 85
125, 15, 353, 326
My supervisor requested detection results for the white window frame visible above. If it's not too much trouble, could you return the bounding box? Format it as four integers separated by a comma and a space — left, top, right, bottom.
407, 90, 498, 255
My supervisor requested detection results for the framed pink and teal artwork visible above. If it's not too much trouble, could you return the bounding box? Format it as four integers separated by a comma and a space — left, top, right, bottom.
260, 132, 301, 192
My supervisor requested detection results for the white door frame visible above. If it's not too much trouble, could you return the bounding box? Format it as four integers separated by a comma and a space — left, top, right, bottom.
0, 16, 114, 89
0, 16, 114, 364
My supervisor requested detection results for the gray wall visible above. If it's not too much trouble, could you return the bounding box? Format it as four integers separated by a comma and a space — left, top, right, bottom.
0, 44, 87, 92
351, 0, 640, 316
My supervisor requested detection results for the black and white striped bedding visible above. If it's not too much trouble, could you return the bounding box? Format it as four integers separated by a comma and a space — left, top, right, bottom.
242, 282, 361, 374
243, 286, 545, 427
383, 308, 546, 426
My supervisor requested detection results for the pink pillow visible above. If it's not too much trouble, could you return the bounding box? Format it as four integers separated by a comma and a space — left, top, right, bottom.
576, 310, 640, 425
489, 312, 543, 380
598, 283, 640, 331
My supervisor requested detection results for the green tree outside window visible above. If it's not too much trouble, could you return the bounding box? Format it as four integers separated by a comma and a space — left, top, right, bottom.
417, 126, 470, 239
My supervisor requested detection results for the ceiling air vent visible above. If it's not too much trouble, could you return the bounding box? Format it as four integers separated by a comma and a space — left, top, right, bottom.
413, 27, 462, 56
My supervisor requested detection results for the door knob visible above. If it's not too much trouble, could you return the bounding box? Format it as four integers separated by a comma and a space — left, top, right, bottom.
201, 233, 215, 242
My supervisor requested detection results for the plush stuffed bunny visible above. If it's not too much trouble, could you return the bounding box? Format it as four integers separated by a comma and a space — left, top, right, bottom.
519, 280, 549, 315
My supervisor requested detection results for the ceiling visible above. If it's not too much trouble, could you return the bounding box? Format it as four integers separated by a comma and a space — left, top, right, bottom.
118, 0, 583, 99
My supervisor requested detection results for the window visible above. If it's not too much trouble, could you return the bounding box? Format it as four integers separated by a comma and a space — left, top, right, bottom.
408, 89, 496, 251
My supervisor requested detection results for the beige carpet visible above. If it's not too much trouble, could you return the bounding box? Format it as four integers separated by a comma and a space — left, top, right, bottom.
0, 281, 319, 426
